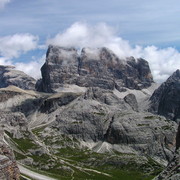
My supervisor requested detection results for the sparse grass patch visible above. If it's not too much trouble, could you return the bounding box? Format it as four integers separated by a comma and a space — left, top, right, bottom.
137, 124, 150, 126
162, 125, 171, 130
144, 116, 156, 120
32, 126, 46, 136
93, 112, 106, 116
12, 138, 39, 152
14, 151, 26, 160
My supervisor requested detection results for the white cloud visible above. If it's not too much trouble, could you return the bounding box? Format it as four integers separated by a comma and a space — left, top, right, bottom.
0, 22, 180, 83
0, 57, 12, 66
0, 34, 38, 58
15, 54, 45, 79
0, 0, 11, 9
0, 33, 41, 79
0, 55, 44, 80
47, 22, 180, 82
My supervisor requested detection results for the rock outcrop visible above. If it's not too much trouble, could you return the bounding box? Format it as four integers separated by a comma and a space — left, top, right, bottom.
37, 87, 177, 162
149, 69, 180, 122
0, 131, 20, 180
124, 93, 138, 111
36, 45, 153, 92
0, 65, 36, 90
154, 123, 180, 180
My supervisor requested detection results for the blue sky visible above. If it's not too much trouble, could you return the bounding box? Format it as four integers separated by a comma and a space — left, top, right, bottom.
0, 0, 180, 82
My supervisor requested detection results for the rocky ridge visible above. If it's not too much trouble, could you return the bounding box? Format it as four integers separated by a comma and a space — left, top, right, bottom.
0, 65, 36, 90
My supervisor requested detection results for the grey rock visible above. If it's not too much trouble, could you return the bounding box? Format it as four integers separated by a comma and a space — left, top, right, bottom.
154, 123, 180, 180
0, 65, 36, 90
20, 157, 33, 166
176, 123, 180, 149
84, 87, 126, 106
124, 93, 138, 111
149, 69, 180, 122
37, 46, 154, 92
39, 92, 82, 113
43, 88, 177, 162
0, 132, 20, 180
37, 45, 79, 92
0, 111, 28, 138
105, 112, 177, 161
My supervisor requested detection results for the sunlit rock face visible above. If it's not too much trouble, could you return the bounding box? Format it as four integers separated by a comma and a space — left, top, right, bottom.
36, 45, 154, 93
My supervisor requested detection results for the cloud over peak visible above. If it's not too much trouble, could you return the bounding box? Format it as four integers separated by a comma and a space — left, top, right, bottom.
47, 22, 133, 58
0, 22, 180, 83
47, 22, 180, 82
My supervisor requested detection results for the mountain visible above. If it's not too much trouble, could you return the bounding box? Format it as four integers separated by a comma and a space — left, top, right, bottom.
149, 69, 180, 122
0, 45, 179, 179
0, 65, 36, 90
36, 45, 153, 92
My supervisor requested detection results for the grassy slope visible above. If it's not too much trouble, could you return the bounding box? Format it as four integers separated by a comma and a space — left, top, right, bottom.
5, 127, 163, 180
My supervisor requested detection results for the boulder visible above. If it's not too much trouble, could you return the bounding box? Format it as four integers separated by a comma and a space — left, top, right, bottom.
124, 93, 138, 111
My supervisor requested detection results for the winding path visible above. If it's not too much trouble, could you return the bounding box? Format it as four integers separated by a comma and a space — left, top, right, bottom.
18, 164, 57, 180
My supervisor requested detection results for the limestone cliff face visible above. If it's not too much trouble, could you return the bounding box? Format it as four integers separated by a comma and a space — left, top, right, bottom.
149, 69, 180, 122
151, 71, 180, 180
0, 65, 36, 90
176, 123, 180, 149
0, 132, 20, 180
36, 45, 154, 92
154, 123, 180, 180
37, 46, 79, 92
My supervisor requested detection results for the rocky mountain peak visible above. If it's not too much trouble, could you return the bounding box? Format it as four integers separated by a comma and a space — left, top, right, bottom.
81, 47, 120, 65
37, 45, 154, 93
167, 69, 180, 82
149, 69, 180, 122
0, 65, 36, 90
46, 45, 78, 65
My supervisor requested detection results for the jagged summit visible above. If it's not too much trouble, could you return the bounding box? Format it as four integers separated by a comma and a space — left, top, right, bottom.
168, 69, 180, 81
149, 69, 180, 122
45, 45, 78, 65
0, 65, 36, 90
36, 45, 154, 93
